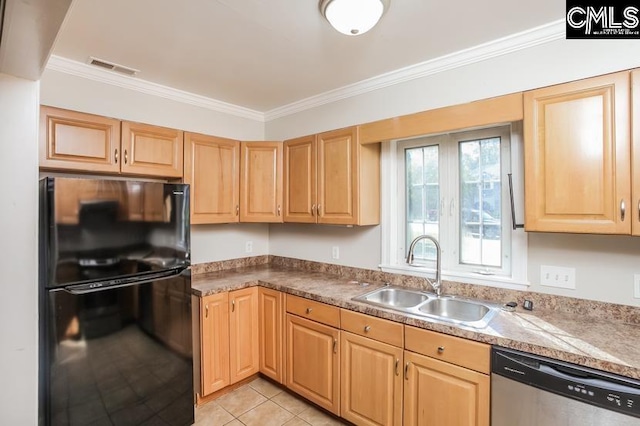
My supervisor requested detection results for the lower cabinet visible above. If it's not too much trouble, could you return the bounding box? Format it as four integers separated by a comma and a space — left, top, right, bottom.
285, 302, 341, 415
258, 288, 284, 383
404, 326, 490, 426
199, 287, 259, 397
340, 331, 403, 426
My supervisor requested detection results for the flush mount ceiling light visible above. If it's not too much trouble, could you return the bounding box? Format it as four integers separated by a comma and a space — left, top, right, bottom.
320, 0, 390, 36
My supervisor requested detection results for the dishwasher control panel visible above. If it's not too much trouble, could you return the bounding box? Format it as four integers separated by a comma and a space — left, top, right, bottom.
492, 347, 640, 419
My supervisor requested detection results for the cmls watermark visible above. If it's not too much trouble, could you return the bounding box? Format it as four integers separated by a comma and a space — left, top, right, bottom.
566, 2, 640, 38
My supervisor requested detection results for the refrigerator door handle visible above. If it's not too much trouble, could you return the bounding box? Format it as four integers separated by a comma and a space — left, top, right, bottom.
63, 268, 186, 295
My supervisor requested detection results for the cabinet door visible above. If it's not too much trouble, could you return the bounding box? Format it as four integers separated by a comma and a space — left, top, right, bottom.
283, 135, 317, 223
229, 287, 259, 384
240, 142, 283, 223
341, 331, 403, 426
286, 314, 340, 415
201, 293, 230, 396
317, 127, 358, 225
524, 72, 631, 234
404, 351, 489, 426
184, 132, 240, 224
632, 69, 640, 236
39, 106, 121, 173
259, 288, 284, 384
121, 121, 184, 178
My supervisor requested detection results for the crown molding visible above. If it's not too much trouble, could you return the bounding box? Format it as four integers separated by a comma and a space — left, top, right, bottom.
45, 55, 265, 122
264, 19, 565, 121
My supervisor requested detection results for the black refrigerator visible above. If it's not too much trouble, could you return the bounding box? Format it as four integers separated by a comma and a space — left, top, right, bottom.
38, 177, 194, 426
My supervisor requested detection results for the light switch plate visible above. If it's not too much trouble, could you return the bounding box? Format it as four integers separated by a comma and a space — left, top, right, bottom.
332, 246, 339, 260
540, 265, 576, 289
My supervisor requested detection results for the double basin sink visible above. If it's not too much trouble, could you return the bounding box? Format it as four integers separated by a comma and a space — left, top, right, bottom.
352, 286, 499, 329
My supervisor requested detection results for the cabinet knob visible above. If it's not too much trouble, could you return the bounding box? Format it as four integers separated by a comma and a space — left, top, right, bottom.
621, 199, 626, 222
232, 300, 235, 312
236, 205, 239, 216
437, 346, 445, 353
114, 148, 119, 164
333, 339, 337, 354
124, 149, 128, 164
364, 325, 371, 333
205, 304, 209, 318
395, 359, 400, 376
277, 205, 281, 216
305, 307, 313, 314
404, 362, 410, 380
311, 204, 316, 216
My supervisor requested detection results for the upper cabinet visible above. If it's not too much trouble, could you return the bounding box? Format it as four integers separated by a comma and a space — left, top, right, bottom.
121, 121, 183, 177
632, 69, 640, 236
524, 71, 631, 234
240, 142, 283, 223
184, 132, 240, 224
284, 126, 380, 226
39, 106, 184, 178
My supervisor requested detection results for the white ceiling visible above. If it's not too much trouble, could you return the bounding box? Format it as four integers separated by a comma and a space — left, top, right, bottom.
51, 0, 564, 112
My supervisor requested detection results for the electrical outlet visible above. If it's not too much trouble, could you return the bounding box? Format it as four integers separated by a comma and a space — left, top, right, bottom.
540, 265, 576, 289
634, 275, 640, 299
332, 246, 340, 260
245, 241, 253, 253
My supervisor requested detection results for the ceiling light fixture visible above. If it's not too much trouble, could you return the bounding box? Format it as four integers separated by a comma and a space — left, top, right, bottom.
320, 0, 390, 36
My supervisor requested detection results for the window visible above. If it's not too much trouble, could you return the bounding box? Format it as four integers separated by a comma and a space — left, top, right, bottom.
381, 124, 527, 288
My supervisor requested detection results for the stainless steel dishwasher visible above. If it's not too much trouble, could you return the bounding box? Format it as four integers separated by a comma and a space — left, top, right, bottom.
492, 347, 640, 425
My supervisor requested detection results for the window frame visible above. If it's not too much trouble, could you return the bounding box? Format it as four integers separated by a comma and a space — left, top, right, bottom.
380, 123, 529, 290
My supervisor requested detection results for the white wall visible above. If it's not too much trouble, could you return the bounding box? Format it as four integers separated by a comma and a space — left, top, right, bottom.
40, 69, 270, 264
266, 38, 640, 307
0, 73, 39, 424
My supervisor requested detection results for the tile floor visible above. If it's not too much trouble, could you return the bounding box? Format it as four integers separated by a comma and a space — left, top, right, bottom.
195, 377, 348, 426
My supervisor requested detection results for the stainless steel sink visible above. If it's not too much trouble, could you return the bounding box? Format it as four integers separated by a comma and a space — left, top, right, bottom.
352, 286, 499, 328
355, 287, 430, 308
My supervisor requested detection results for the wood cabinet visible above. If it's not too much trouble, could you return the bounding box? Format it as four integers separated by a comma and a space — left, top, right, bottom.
258, 288, 284, 384
340, 316, 403, 426
284, 127, 380, 225
632, 69, 640, 235
184, 132, 240, 224
200, 292, 230, 396
524, 71, 631, 234
286, 313, 340, 415
199, 288, 259, 397
240, 142, 283, 223
229, 287, 259, 383
39, 106, 183, 178
121, 121, 183, 177
403, 326, 490, 426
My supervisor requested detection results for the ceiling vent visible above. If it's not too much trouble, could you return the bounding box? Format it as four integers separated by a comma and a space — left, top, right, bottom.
88, 57, 139, 76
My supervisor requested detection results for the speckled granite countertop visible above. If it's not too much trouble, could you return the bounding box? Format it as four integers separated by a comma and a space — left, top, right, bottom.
191, 264, 640, 380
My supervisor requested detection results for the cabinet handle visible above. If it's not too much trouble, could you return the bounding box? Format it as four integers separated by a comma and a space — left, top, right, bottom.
277, 205, 281, 216
638, 199, 640, 223
317, 204, 321, 215
364, 325, 371, 333
236, 205, 239, 216
311, 204, 316, 216
114, 148, 119, 164
395, 359, 400, 376
621, 199, 626, 222
231, 300, 235, 312
404, 362, 409, 380
205, 304, 209, 318
333, 339, 337, 354
124, 149, 128, 164
437, 346, 445, 354
305, 307, 313, 314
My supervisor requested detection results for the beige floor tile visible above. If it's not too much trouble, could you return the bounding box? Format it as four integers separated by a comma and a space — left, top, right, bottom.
249, 377, 283, 398
216, 385, 267, 417
271, 392, 311, 415
283, 417, 312, 426
298, 406, 346, 425
238, 400, 295, 426
194, 401, 234, 425
224, 420, 243, 426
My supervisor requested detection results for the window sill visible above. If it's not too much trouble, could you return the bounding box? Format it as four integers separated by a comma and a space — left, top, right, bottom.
378, 263, 530, 290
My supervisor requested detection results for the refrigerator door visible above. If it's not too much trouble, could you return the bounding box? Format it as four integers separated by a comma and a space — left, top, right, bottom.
45, 272, 193, 426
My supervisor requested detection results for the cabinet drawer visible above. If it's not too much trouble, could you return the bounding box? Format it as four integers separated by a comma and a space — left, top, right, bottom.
404, 326, 490, 374
286, 294, 340, 328
340, 309, 403, 347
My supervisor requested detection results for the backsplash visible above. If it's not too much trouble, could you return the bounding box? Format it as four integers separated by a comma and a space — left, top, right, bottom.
193, 255, 640, 325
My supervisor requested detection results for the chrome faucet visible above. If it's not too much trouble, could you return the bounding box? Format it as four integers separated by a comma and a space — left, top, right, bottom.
406, 235, 442, 296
